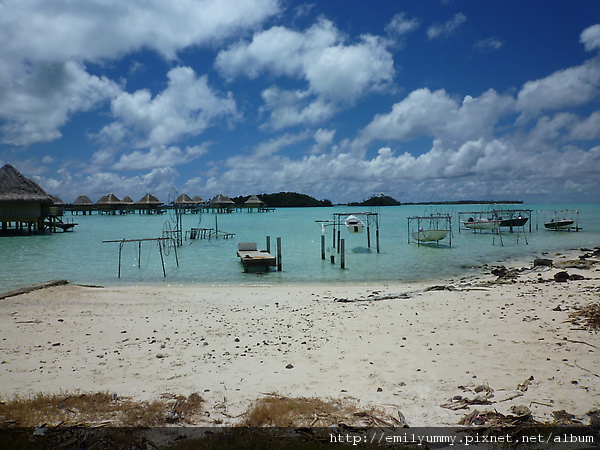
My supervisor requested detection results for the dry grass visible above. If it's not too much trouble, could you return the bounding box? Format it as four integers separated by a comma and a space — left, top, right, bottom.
0, 392, 204, 427
242, 395, 393, 427
569, 302, 600, 332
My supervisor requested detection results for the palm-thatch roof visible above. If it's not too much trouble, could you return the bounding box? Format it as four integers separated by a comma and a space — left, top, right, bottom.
52, 196, 66, 206
210, 193, 234, 205
136, 193, 162, 205
192, 195, 204, 204
0, 164, 53, 203
97, 193, 122, 205
121, 196, 134, 204
245, 194, 265, 205
174, 193, 194, 204
73, 195, 94, 206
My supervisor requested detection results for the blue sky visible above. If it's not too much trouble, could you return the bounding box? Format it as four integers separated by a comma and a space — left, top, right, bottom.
1, 0, 599, 204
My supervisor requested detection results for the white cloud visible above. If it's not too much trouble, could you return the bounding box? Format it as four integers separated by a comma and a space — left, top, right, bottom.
113, 144, 209, 171
100, 67, 239, 147
427, 13, 466, 39
580, 24, 600, 52
360, 88, 514, 144
216, 18, 395, 128
0, 0, 278, 146
385, 13, 420, 36
474, 37, 503, 52
516, 56, 600, 119
0, 0, 280, 62
0, 61, 120, 145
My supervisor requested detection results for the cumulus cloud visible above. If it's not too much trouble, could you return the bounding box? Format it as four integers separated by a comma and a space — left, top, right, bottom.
360, 88, 514, 144
216, 18, 395, 128
580, 24, 600, 52
427, 13, 466, 39
516, 56, 600, 119
0, 0, 278, 146
0, 0, 280, 62
0, 61, 120, 145
100, 67, 239, 148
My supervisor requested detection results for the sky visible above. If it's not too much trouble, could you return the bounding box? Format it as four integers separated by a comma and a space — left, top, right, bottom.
1, 0, 599, 204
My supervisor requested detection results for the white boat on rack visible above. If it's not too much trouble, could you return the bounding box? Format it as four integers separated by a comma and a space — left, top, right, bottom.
463, 217, 501, 230
412, 228, 450, 242
345, 215, 365, 233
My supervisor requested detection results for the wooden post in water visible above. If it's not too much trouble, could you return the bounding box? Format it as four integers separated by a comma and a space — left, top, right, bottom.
276, 237, 282, 271
340, 239, 345, 269
118, 240, 124, 278
138, 241, 142, 268
321, 235, 325, 259
266, 236, 271, 253
157, 240, 166, 277
367, 224, 371, 248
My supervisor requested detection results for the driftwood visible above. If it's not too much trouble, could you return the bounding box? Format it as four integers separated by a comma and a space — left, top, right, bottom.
0, 280, 68, 300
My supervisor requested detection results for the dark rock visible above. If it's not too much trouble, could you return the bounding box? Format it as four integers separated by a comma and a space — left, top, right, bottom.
569, 273, 584, 281
552, 305, 563, 311
491, 266, 508, 277
285, 363, 294, 369
534, 258, 553, 267
554, 271, 570, 282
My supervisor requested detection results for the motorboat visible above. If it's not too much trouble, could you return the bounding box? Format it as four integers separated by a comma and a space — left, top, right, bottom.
345, 215, 365, 233
499, 216, 529, 228
463, 217, 501, 230
544, 219, 575, 230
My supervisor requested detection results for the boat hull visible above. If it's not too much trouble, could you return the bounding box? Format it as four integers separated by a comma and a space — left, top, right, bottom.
499, 217, 528, 228
412, 229, 450, 242
345, 215, 365, 233
544, 220, 574, 230
464, 220, 501, 230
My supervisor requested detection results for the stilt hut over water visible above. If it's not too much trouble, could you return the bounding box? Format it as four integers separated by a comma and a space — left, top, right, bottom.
136, 193, 163, 214
244, 194, 266, 212
121, 196, 135, 213
210, 193, 235, 213
97, 193, 123, 214
71, 195, 95, 215
0, 163, 54, 234
175, 193, 197, 213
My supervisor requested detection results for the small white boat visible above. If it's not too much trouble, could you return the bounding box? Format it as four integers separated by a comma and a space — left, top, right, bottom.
544, 219, 574, 230
412, 229, 450, 242
464, 217, 501, 230
345, 215, 365, 233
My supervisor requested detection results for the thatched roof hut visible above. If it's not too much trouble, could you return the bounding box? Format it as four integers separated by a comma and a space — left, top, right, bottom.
136, 193, 162, 206
0, 164, 53, 204
97, 193, 123, 213
0, 163, 53, 232
210, 193, 234, 205
174, 193, 194, 205
73, 195, 94, 206
191, 195, 204, 205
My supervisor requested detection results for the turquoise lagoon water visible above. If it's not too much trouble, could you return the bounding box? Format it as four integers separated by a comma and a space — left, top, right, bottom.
1, 204, 599, 292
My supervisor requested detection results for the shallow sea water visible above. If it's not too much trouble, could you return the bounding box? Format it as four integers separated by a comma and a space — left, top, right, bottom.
1, 203, 598, 292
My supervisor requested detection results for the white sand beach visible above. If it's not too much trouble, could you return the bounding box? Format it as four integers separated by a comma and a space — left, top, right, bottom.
1, 248, 599, 427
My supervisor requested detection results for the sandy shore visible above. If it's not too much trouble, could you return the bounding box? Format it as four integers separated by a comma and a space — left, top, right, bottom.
1, 248, 599, 427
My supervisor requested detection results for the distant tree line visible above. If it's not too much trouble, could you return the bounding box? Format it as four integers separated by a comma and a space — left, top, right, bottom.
231, 192, 522, 207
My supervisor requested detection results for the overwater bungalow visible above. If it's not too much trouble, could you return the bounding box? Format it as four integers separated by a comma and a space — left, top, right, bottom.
136, 193, 163, 214
244, 194, 266, 212
121, 196, 135, 213
71, 195, 95, 215
0, 163, 54, 234
210, 193, 235, 213
97, 193, 123, 214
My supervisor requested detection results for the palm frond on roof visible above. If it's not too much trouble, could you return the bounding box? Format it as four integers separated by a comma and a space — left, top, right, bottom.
0, 164, 53, 203
73, 195, 94, 205
137, 193, 162, 205
210, 193, 234, 204
97, 193, 122, 204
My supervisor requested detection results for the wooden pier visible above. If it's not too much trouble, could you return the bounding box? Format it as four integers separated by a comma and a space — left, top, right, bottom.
237, 242, 277, 272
